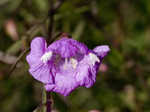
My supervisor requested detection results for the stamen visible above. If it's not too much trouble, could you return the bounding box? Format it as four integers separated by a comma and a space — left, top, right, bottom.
63, 58, 68, 70
89, 53, 100, 66
65, 58, 68, 64
70, 58, 78, 69
41, 51, 53, 63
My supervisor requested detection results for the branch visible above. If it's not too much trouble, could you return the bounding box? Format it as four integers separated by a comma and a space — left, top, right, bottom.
46, 91, 52, 112
47, 0, 65, 44
8, 48, 30, 76
47, 0, 54, 43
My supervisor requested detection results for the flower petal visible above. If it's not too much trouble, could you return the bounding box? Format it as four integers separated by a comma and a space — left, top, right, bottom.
93, 45, 110, 59
29, 61, 54, 84
76, 63, 97, 88
48, 38, 88, 58
26, 37, 47, 67
45, 74, 79, 96
76, 53, 100, 88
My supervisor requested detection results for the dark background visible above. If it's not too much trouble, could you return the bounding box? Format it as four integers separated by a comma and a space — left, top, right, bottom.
0, 0, 150, 112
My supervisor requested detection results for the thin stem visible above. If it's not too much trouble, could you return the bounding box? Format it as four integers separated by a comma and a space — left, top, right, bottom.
8, 48, 30, 77
47, 0, 54, 44
47, 0, 65, 44
46, 91, 52, 112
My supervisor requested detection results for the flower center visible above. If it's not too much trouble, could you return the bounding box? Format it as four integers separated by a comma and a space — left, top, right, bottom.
88, 53, 100, 65
41, 51, 53, 63
63, 58, 78, 70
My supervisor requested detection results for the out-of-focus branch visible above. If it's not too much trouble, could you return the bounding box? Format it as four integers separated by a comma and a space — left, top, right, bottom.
8, 48, 30, 75
47, 0, 65, 44
47, 0, 54, 43
46, 91, 52, 112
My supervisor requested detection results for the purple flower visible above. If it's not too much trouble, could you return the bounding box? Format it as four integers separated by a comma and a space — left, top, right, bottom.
26, 37, 110, 96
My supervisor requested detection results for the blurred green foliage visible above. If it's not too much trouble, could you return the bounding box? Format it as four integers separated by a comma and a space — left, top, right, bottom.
0, 0, 150, 112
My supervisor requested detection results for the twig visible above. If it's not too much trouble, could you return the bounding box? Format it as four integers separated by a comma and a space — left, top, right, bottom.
47, 0, 65, 44
46, 91, 52, 112
25, 17, 48, 39
8, 48, 30, 76
47, 0, 54, 43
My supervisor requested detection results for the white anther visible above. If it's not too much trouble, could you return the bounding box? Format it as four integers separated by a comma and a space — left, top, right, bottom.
70, 58, 78, 69
88, 53, 100, 66
41, 51, 53, 63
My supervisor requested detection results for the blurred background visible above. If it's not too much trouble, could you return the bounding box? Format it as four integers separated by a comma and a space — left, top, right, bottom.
0, 0, 150, 112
